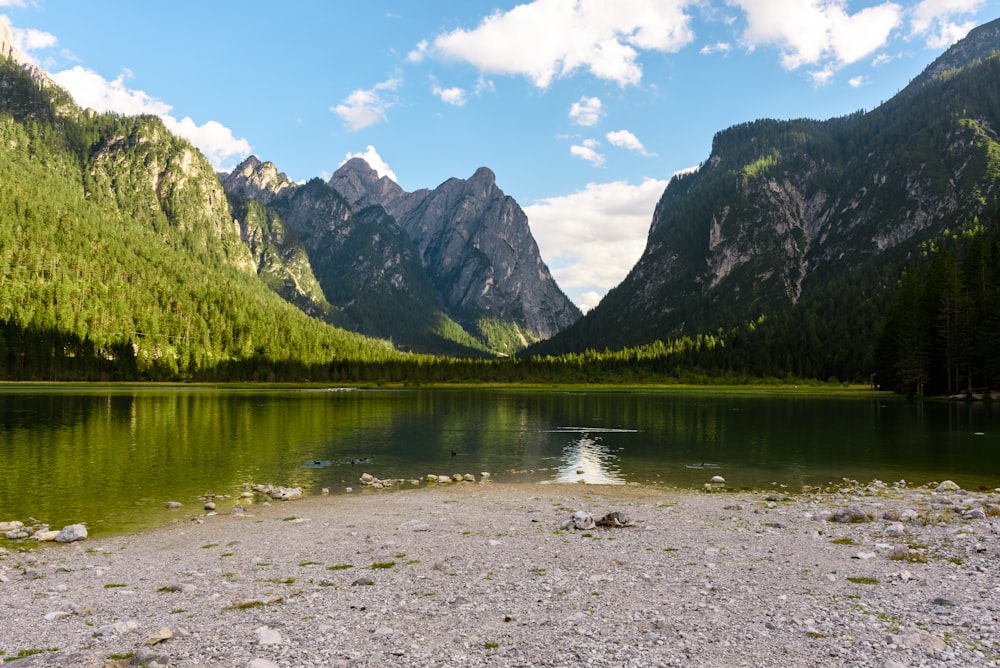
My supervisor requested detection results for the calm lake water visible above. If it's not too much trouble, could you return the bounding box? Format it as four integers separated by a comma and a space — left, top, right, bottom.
2, 385, 999, 538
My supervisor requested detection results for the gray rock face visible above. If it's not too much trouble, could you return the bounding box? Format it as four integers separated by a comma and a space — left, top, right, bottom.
330, 160, 581, 344
220, 156, 296, 206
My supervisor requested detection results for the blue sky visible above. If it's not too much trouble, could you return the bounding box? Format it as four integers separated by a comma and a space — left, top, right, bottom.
2, 0, 996, 311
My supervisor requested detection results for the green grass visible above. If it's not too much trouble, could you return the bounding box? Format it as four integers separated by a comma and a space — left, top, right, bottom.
3, 648, 58, 663
847, 576, 880, 585
370, 561, 396, 569
327, 564, 353, 571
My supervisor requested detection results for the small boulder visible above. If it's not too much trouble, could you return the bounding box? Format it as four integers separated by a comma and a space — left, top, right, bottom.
54, 524, 88, 543
833, 504, 869, 523
165, 501, 183, 509
254, 626, 282, 646
710, 475, 725, 484
935, 480, 961, 492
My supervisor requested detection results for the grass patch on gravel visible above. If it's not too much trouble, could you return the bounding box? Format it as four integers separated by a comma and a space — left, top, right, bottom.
831, 537, 858, 545
3, 648, 58, 663
847, 576, 880, 585
370, 561, 396, 569
327, 563, 353, 571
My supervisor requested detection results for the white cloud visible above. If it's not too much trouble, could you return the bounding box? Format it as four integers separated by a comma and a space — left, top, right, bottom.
340, 145, 398, 182
733, 0, 903, 77
910, 0, 982, 48
0, 2, 28, 8
699, 41, 732, 55
425, 0, 697, 87
407, 39, 429, 63
570, 138, 605, 166
474, 76, 496, 95
332, 77, 401, 131
433, 85, 467, 106
11, 24, 56, 51
50, 66, 250, 169
848, 75, 866, 87
524, 177, 669, 311
569, 96, 603, 126
606, 129, 653, 156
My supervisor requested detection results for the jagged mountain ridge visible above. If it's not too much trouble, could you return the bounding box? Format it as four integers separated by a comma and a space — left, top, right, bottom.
329, 159, 582, 346
535, 17, 1000, 363
222, 159, 490, 355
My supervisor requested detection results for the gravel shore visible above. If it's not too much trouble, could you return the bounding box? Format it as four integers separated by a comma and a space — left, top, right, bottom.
1, 478, 999, 667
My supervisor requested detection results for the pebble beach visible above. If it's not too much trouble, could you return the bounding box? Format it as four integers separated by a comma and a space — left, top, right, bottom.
1, 477, 999, 667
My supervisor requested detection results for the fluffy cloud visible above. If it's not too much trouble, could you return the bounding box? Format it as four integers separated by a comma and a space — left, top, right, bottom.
909, 0, 982, 48
524, 176, 669, 312
733, 0, 903, 74
606, 129, 652, 156
10, 24, 57, 51
340, 145, 398, 182
425, 0, 697, 87
570, 138, 605, 166
433, 85, 467, 106
332, 77, 401, 131
569, 96, 603, 126
50, 66, 250, 169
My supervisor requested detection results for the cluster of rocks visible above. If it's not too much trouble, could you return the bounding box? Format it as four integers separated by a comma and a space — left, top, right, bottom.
0, 519, 87, 544
357, 471, 491, 490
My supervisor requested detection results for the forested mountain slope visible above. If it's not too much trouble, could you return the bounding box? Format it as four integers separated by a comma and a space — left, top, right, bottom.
532, 18, 1000, 386
0, 56, 402, 380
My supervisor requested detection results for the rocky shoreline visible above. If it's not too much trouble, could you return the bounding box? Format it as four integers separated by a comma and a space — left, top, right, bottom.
1, 478, 998, 667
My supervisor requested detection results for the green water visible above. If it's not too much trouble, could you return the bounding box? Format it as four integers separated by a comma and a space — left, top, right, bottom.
1, 385, 999, 538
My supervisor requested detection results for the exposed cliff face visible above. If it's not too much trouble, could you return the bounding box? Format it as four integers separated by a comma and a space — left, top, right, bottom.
87, 117, 254, 273
540, 19, 1000, 353
330, 161, 581, 347
223, 158, 485, 354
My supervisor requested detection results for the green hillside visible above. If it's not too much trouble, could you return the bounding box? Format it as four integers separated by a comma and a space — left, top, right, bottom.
0, 58, 406, 381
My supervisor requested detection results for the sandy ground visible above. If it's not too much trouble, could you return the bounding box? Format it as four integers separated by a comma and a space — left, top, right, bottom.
1, 478, 999, 667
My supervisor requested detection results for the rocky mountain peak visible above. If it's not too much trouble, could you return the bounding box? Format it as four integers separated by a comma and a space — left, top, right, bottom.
329, 157, 405, 210
221, 155, 296, 205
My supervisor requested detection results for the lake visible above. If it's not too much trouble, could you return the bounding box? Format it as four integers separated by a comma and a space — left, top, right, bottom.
2, 385, 999, 538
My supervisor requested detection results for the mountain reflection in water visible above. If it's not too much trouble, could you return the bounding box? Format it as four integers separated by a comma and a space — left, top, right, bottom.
550, 427, 635, 485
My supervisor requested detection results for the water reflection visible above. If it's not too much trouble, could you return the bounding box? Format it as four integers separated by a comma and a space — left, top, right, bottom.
550, 427, 633, 484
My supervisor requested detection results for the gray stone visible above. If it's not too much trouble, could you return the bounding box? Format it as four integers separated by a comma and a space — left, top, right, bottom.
884, 522, 906, 537
54, 524, 88, 543
936, 480, 961, 492
833, 504, 869, 523
97, 620, 139, 637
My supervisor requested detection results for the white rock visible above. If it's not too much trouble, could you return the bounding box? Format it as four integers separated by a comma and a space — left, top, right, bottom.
33, 530, 59, 542
0, 521, 24, 532
97, 620, 139, 637
438, 475, 451, 484
54, 524, 88, 543
884, 522, 906, 537
255, 626, 282, 645
44, 610, 71, 621
360, 472, 375, 485
710, 475, 725, 484
247, 660, 281, 668
936, 480, 961, 492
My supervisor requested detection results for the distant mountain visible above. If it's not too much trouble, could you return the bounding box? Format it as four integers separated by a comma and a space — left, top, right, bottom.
533, 18, 1000, 381
330, 159, 581, 351
223, 158, 488, 355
